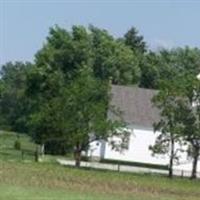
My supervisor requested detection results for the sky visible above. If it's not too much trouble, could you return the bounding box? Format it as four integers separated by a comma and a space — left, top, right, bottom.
0, 0, 200, 65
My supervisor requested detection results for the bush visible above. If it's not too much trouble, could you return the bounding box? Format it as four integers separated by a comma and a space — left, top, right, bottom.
44, 139, 72, 155
14, 140, 21, 150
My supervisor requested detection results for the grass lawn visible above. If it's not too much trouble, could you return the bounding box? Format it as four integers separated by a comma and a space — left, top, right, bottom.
0, 161, 200, 200
0, 131, 199, 200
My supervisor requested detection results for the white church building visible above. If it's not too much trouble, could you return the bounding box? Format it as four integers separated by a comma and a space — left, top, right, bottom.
88, 85, 200, 173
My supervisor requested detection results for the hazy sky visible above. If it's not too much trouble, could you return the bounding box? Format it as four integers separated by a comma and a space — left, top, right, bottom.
1, 0, 200, 65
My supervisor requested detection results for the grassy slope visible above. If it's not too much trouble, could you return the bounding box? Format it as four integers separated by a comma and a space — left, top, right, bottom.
0, 131, 199, 200
0, 131, 36, 162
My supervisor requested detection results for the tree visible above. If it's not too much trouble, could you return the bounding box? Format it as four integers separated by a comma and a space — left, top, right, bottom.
176, 74, 200, 179
25, 65, 67, 146
36, 25, 141, 86
150, 80, 183, 178
158, 47, 200, 80
139, 52, 160, 88
139, 47, 200, 89
90, 26, 141, 85
151, 73, 200, 179
25, 25, 135, 164
124, 27, 147, 54
63, 68, 120, 166
35, 25, 93, 81
26, 65, 123, 167
0, 62, 33, 133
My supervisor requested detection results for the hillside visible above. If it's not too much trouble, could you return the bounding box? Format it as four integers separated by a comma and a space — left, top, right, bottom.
0, 131, 36, 162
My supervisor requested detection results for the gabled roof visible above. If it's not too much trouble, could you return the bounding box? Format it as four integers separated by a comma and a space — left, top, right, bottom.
109, 85, 160, 128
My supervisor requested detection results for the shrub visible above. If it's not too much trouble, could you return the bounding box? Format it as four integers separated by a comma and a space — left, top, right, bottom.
44, 139, 72, 155
14, 140, 21, 150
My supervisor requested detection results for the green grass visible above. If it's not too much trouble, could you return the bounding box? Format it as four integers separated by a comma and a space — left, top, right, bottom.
0, 161, 199, 200
0, 131, 199, 200
0, 130, 36, 162
0, 131, 66, 163
0, 185, 121, 200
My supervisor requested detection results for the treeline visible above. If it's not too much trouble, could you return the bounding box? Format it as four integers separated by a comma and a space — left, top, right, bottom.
0, 25, 200, 176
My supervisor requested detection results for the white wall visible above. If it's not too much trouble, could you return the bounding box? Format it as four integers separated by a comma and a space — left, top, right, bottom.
88, 140, 102, 158
88, 126, 193, 165
103, 127, 169, 165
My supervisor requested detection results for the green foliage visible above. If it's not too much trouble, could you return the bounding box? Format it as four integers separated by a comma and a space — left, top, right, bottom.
35, 25, 141, 85
152, 73, 200, 178
174, 73, 200, 179
14, 139, 21, 150
90, 26, 141, 84
0, 62, 33, 133
124, 27, 147, 54
26, 64, 123, 166
139, 47, 200, 89
151, 79, 186, 177
44, 138, 71, 155
139, 52, 161, 88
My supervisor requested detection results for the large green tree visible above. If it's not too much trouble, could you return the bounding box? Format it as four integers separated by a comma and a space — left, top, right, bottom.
27, 66, 122, 166
26, 25, 134, 164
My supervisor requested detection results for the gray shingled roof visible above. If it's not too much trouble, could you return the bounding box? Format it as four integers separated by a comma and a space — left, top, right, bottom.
109, 85, 160, 128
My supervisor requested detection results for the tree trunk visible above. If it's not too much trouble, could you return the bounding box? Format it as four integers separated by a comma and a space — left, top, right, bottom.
191, 146, 199, 179
34, 146, 39, 162
74, 150, 81, 167
169, 137, 175, 178
74, 143, 82, 167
